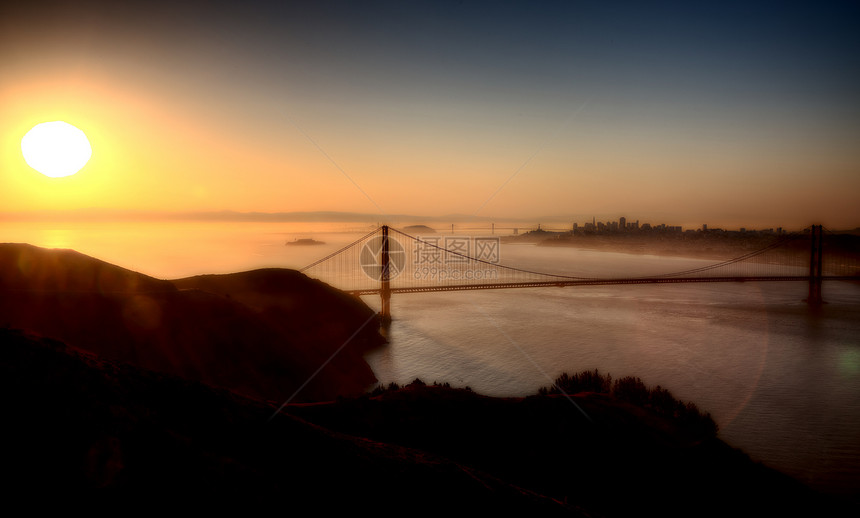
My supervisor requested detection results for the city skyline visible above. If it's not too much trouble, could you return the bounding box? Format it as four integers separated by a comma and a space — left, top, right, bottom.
2, 1, 859, 229
0, 206, 836, 234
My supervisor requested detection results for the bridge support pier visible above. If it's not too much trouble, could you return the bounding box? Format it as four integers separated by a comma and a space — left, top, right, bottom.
380, 225, 392, 323
806, 224, 824, 306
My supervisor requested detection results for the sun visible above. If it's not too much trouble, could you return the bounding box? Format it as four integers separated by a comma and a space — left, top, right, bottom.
21, 121, 92, 178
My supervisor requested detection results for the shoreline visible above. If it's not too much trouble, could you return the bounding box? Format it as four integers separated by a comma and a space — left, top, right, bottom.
4, 329, 848, 513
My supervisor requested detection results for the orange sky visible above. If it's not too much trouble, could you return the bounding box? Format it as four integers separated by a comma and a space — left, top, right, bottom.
2, 1, 859, 230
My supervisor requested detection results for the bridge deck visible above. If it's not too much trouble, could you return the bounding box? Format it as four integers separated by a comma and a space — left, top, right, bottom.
346, 275, 856, 296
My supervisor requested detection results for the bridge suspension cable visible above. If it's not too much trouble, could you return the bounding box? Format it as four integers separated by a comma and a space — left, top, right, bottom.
300, 227, 380, 272
389, 227, 594, 281
299, 225, 858, 305
652, 229, 809, 278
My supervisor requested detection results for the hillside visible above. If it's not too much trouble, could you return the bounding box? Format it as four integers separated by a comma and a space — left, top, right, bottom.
1, 328, 846, 515
290, 381, 844, 516
0, 243, 381, 402
171, 268, 384, 399
0, 328, 572, 512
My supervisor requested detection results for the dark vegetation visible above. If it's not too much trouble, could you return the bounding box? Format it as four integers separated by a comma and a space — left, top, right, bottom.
0, 328, 568, 512
0, 322, 848, 514
369, 378, 461, 396
293, 378, 844, 517
539, 369, 719, 439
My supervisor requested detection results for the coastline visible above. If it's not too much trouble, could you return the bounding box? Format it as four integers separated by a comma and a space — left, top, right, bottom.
3, 328, 849, 514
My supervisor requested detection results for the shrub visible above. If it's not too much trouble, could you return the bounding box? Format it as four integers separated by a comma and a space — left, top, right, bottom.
539, 370, 718, 437
369, 381, 401, 396
612, 376, 649, 407
542, 369, 612, 395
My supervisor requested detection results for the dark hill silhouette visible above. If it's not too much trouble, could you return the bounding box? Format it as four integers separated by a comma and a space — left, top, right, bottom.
0, 243, 174, 293
172, 269, 384, 398
1, 324, 851, 513
0, 329, 575, 512
0, 243, 380, 402
290, 381, 847, 517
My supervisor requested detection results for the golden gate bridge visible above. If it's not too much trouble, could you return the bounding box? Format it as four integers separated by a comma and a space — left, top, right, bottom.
301, 225, 858, 320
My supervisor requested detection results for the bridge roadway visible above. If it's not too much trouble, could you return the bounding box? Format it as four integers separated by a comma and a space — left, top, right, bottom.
346, 275, 856, 296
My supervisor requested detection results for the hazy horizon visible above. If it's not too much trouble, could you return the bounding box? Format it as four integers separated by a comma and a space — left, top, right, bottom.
0, 207, 856, 233
2, 1, 859, 229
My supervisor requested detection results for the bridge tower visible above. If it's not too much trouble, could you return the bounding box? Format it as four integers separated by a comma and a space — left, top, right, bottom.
380, 225, 392, 322
806, 224, 824, 306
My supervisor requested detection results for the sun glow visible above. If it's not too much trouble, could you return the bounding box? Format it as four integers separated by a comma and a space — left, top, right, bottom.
21, 121, 92, 178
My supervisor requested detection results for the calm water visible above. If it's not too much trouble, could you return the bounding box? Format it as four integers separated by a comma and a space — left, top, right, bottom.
365, 258, 860, 498
3, 221, 859, 497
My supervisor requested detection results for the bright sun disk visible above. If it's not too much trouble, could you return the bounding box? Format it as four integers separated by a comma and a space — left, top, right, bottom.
21, 121, 92, 178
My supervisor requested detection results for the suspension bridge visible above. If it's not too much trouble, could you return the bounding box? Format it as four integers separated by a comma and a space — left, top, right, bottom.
301, 225, 859, 320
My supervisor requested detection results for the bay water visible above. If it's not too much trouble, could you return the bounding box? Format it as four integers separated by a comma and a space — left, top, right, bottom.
3, 220, 858, 497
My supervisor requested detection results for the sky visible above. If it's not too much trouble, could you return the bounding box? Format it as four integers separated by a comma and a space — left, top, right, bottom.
1, 0, 859, 229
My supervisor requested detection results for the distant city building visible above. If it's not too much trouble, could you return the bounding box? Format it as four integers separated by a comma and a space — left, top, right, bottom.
558, 216, 774, 237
